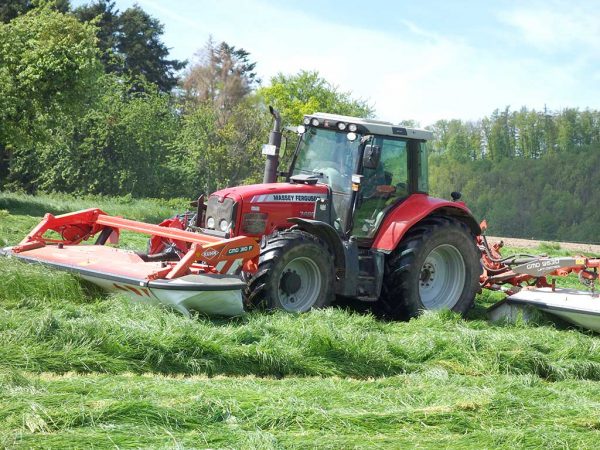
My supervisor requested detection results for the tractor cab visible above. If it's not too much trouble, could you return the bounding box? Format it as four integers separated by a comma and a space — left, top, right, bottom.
288, 113, 432, 239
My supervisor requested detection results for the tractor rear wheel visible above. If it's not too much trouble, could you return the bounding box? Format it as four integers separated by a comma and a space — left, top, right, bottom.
244, 229, 334, 312
378, 216, 481, 319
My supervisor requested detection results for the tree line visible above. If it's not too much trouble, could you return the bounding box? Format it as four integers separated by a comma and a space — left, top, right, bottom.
429, 107, 600, 161
0, 1, 598, 242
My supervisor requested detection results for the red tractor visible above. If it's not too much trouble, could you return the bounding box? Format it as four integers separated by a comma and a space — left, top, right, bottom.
5, 108, 484, 318
8, 107, 600, 327
165, 107, 483, 318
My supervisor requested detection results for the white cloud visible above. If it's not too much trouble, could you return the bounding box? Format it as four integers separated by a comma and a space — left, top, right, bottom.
135, 0, 600, 125
498, 1, 600, 54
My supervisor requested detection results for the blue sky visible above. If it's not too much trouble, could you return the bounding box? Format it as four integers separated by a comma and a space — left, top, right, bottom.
72, 0, 600, 125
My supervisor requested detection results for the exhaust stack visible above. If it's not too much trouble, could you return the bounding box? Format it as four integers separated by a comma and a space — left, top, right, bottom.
262, 106, 282, 184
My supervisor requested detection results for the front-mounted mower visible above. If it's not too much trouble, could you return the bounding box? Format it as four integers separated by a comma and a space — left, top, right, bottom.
3, 108, 598, 323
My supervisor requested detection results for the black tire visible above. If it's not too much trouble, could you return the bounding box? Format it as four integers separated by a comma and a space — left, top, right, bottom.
244, 229, 335, 312
378, 216, 482, 320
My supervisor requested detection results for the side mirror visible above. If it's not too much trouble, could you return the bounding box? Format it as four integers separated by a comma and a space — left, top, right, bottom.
363, 144, 381, 169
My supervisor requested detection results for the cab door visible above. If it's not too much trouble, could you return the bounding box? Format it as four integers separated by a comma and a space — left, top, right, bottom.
352, 136, 410, 238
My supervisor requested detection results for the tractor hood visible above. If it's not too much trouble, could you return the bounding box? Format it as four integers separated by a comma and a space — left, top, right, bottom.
211, 182, 329, 203
207, 182, 330, 238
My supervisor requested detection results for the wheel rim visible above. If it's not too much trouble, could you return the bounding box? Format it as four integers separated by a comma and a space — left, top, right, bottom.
278, 256, 322, 312
419, 244, 466, 310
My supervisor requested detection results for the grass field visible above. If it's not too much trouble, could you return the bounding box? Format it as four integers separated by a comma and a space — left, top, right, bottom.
1, 192, 600, 448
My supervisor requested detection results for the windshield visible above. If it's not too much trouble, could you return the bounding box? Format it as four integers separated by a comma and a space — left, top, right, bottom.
292, 127, 361, 232
293, 128, 361, 191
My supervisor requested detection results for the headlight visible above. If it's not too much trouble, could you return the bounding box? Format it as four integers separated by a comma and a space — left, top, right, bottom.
348, 123, 358, 132
311, 118, 320, 127
219, 219, 229, 232
206, 217, 215, 229
337, 122, 347, 131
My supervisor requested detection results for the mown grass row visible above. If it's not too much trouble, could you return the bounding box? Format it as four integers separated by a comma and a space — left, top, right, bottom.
1, 370, 600, 449
1, 257, 599, 381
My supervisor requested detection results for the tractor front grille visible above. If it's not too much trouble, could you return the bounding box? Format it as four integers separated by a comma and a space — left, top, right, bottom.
205, 196, 237, 234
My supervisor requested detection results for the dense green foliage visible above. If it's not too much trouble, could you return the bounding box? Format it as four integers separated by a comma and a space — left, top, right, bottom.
429, 107, 600, 161
429, 108, 600, 242
0, 5, 101, 185
172, 99, 271, 196
0, 5, 370, 202
2, 194, 600, 447
258, 70, 375, 126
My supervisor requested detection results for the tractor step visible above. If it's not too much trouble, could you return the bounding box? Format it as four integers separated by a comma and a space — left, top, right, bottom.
356, 251, 381, 301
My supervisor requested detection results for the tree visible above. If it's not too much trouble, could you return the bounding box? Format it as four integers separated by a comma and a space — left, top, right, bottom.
116, 5, 186, 92
72, 0, 118, 71
556, 108, 581, 153
258, 70, 374, 126
446, 122, 470, 162
485, 107, 514, 160
73, 1, 186, 92
181, 38, 260, 115
0, 6, 101, 190
0, 0, 70, 23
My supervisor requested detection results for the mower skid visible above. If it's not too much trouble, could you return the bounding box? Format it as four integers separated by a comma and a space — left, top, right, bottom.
4, 208, 259, 316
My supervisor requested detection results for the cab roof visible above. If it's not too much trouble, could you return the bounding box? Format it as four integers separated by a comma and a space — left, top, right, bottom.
305, 112, 433, 141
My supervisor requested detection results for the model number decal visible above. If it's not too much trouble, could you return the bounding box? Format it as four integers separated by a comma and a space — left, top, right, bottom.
525, 258, 560, 271
227, 245, 254, 255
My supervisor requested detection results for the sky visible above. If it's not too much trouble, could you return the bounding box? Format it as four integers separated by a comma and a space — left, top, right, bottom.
72, 0, 600, 126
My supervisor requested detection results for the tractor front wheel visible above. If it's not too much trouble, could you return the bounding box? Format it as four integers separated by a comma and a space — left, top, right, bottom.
379, 216, 481, 319
244, 229, 334, 312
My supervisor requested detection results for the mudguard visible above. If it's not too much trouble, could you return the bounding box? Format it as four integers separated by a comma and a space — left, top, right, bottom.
372, 194, 480, 253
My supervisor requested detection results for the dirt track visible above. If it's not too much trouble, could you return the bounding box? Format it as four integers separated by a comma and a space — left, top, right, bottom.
486, 236, 600, 254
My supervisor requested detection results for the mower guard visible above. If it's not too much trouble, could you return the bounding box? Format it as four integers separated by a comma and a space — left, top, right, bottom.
2, 208, 259, 316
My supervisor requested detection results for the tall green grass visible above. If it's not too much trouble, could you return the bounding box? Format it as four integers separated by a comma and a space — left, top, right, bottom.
2, 192, 600, 448
2, 371, 600, 449
2, 258, 600, 381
